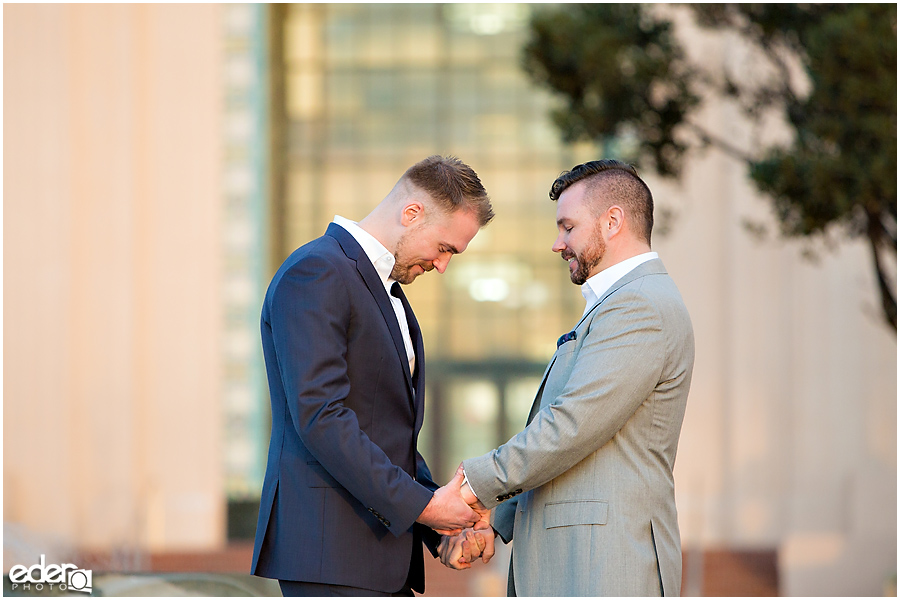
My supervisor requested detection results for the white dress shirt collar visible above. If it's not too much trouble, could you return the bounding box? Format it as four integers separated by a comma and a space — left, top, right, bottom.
581, 252, 659, 317
332, 215, 416, 376
333, 215, 396, 291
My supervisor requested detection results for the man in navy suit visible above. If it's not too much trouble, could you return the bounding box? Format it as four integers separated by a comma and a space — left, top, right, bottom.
251, 156, 495, 596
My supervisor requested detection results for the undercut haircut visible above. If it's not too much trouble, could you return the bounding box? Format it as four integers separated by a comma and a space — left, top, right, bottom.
403, 155, 494, 227
550, 159, 654, 244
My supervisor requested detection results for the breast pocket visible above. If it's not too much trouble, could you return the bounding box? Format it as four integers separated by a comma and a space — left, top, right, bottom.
544, 500, 608, 529
555, 339, 578, 357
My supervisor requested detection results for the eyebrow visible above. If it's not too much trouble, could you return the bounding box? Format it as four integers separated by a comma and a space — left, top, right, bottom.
556, 218, 571, 227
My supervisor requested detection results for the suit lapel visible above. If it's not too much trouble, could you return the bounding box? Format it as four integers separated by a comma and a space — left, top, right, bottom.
524, 259, 668, 424
325, 224, 415, 399
526, 374, 551, 425
575, 258, 667, 329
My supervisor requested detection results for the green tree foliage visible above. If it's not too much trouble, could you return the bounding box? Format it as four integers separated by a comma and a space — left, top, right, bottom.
523, 4, 699, 176
524, 4, 897, 331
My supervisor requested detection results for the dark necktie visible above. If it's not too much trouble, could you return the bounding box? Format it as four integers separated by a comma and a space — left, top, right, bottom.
391, 282, 421, 375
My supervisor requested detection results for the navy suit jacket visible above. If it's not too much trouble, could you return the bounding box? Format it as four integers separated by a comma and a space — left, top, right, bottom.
251, 223, 441, 593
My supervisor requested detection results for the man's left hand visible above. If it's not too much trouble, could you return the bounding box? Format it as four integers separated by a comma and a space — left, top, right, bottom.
437, 521, 496, 570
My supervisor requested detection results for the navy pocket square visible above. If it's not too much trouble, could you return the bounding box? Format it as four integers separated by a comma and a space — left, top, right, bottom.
557, 330, 577, 348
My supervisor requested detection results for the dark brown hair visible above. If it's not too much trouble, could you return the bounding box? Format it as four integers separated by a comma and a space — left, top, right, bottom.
404, 155, 494, 227
550, 159, 654, 244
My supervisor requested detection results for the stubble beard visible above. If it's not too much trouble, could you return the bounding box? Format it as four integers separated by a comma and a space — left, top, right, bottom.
390, 261, 416, 285
565, 233, 606, 285
391, 232, 428, 285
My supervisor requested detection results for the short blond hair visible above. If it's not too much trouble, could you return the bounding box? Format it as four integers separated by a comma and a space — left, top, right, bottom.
403, 155, 494, 227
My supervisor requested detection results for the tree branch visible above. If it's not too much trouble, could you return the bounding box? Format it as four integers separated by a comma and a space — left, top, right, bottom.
866, 209, 898, 332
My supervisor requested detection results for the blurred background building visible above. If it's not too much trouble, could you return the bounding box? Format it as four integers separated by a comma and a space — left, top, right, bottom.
4, 3, 896, 596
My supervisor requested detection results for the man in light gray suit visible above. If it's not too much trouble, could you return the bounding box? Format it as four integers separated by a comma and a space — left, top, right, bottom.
437, 160, 694, 596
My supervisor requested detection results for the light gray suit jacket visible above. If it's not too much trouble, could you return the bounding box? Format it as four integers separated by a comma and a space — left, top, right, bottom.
463, 259, 694, 596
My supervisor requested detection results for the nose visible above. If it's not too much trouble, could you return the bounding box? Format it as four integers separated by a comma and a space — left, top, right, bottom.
552, 234, 566, 254
432, 254, 450, 274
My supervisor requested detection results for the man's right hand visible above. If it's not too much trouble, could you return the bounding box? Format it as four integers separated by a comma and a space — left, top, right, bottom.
416, 468, 479, 535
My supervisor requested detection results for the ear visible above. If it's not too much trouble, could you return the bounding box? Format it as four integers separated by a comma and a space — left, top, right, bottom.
400, 200, 425, 228
605, 205, 625, 238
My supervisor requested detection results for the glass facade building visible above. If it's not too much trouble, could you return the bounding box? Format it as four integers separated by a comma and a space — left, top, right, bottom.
269, 3, 593, 481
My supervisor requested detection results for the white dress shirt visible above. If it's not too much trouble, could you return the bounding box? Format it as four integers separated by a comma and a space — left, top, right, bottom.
333, 215, 416, 375
581, 252, 659, 317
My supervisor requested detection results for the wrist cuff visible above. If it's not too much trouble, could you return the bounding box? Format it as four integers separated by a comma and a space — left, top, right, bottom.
461, 470, 479, 501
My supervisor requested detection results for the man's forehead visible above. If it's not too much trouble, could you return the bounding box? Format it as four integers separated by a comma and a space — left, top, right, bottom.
442, 209, 479, 246
556, 187, 585, 217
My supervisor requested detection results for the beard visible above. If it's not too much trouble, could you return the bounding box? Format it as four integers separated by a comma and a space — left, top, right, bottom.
562, 231, 606, 285
390, 231, 432, 284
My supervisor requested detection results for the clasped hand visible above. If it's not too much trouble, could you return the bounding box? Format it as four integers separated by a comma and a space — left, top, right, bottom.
437, 464, 495, 570
417, 464, 495, 568
416, 465, 480, 535
437, 520, 496, 569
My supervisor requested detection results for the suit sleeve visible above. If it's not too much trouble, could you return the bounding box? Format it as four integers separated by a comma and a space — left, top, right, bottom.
490, 497, 517, 544
463, 289, 666, 509
414, 450, 443, 556
269, 253, 433, 536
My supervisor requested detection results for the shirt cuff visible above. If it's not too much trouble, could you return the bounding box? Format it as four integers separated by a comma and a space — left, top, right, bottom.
461, 469, 479, 501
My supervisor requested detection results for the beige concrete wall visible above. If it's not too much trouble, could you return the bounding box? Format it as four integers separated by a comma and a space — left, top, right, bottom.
658, 10, 897, 596
4, 4, 225, 556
